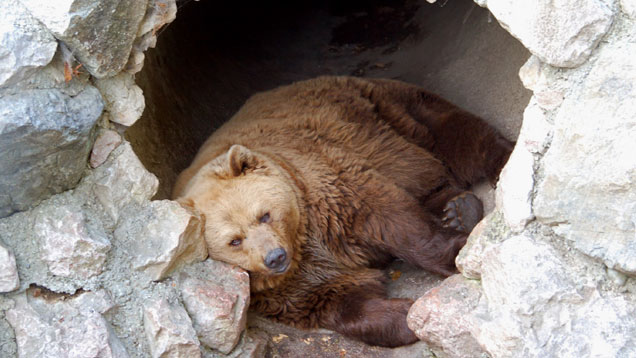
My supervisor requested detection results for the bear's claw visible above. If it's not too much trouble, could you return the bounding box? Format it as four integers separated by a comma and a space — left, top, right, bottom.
442, 192, 483, 233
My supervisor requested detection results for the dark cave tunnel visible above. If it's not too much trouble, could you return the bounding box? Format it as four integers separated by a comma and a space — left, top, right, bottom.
127, 0, 530, 199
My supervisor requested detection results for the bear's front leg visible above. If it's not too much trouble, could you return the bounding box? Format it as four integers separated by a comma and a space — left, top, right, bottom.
320, 270, 418, 347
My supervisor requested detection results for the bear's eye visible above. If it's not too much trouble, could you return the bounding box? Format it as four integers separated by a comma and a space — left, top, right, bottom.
229, 237, 243, 247
259, 212, 271, 224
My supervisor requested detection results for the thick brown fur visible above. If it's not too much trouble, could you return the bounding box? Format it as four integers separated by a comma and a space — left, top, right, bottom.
173, 76, 513, 347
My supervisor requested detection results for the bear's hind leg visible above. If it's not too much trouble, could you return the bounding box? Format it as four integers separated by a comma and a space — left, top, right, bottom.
390, 223, 468, 277
320, 270, 418, 347
357, 178, 468, 276
421, 109, 514, 187
365, 78, 514, 187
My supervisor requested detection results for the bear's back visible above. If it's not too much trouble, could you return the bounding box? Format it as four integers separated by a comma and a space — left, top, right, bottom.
180, 76, 448, 201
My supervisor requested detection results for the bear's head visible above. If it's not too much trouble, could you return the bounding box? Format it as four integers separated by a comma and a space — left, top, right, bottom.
176, 145, 305, 291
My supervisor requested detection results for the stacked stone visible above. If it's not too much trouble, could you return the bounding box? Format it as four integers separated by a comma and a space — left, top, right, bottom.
0, 1, 262, 357
407, 1, 636, 357
2, 0, 636, 356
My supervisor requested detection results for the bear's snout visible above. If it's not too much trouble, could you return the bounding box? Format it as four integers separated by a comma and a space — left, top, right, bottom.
264, 248, 288, 272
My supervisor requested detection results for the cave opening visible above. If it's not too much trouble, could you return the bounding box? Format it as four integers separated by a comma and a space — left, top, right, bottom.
123, 0, 532, 354
128, 0, 530, 200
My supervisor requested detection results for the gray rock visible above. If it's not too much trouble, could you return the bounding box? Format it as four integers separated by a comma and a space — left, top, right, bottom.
407, 274, 487, 358
0, 86, 103, 218
93, 73, 145, 126
0, 0, 58, 88
83, 141, 158, 224
6, 290, 128, 358
114, 200, 207, 281
477, 0, 616, 67
0, 242, 19, 292
34, 204, 111, 278
90, 129, 123, 168
179, 260, 250, 354
143, 298, 201, 358
534, 33, 636, 276
19, 0, 148, 78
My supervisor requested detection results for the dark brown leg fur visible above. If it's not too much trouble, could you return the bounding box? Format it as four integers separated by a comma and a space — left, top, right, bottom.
364, 78, 514, 187
388, 222, 467, 277
417, 109, 514, 187
353, 171, 467, 276
362, 192, 467, 276
321, 273, 418, 348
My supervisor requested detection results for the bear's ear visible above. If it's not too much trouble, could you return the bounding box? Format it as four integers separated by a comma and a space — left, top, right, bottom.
226, 144, 266, 177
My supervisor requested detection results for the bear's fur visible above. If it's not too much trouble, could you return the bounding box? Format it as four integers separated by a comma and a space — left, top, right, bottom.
173, 76, 513, 347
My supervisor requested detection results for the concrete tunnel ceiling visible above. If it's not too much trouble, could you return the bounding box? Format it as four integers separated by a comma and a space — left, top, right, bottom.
127, 0, 532, 199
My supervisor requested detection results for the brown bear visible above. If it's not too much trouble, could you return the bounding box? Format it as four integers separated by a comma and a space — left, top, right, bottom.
172, 76, 513, 347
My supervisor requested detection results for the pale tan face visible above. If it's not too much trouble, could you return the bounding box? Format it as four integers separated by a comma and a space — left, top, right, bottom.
178, 148, 300, 276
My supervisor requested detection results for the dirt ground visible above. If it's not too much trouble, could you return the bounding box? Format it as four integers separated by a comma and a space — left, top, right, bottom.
128, 0, 530, 355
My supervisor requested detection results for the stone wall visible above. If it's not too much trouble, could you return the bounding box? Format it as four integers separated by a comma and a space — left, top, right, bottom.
407, 1, 636, 357
0, 1, 258, 357
0, 0, 634, 357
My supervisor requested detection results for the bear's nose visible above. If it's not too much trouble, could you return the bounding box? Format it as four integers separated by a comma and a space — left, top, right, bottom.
264, 248, 287, 271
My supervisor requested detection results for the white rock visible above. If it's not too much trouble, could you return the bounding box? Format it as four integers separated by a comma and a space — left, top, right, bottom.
6, 293, 64, 358
179, 260, 250, 353
473, 233, 636, 357
114, 200, 207, 280
94, 73, 146, 126
518, 99, 552, 154
622, 0, 636, 17
127, 0, 177, 74
143, 298, 201, 358
67, 289, 117, 314
90, 129, 123, 168
0, 242, 19, 292
456, 216, 489, 280
6, 291, 127, 358
477, 282, 636, 358
475, 236, 578, 357
473, 310, 523, 358
566, 291, 636, 357
0, 0, 58, 87
456, 212, 509, 280
534, 37, 636, 275
519, 56, 566, 110
85, 141, 159, 223
19, 0, 148, 78
478, 0, 615, 67
607, 267, 628, 286
518, 55, 542, 91
495, 144, 535, 232
34, 205, 111, 278
481, 235, 580, 315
